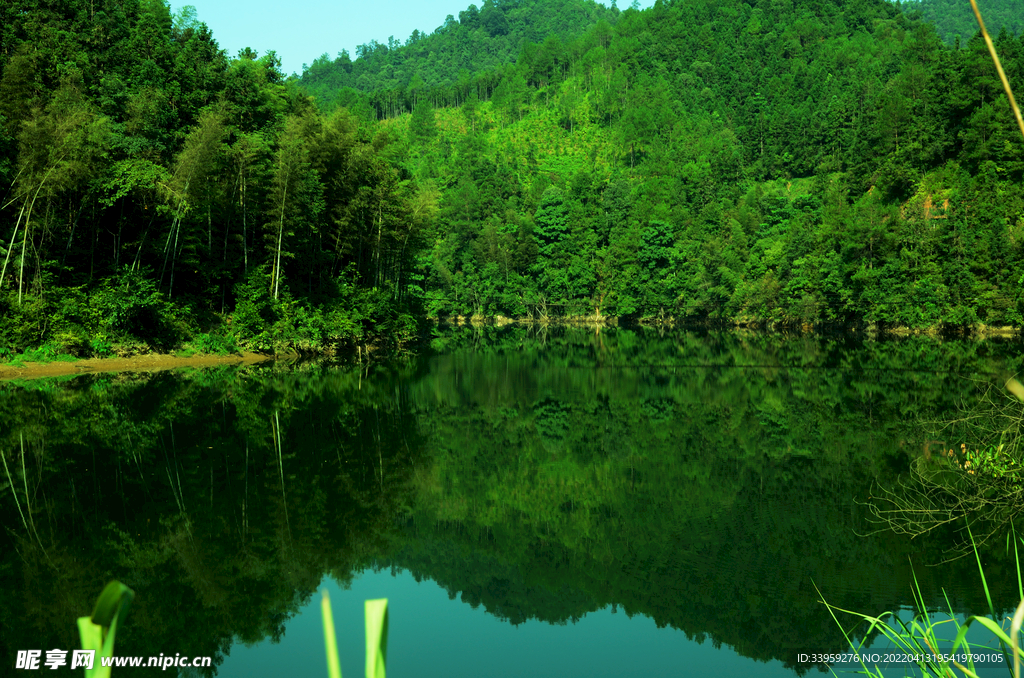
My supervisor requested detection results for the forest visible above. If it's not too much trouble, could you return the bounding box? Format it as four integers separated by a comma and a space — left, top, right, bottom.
1, 0, 1024, 358
900, 0, 1024, 45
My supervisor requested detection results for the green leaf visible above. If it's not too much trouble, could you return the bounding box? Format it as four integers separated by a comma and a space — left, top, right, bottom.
90, 581, 134, 627
364, 598, 388, 678
321, 589, 343, 678
1007, 378, 1024, 403
78, 581, 134, 678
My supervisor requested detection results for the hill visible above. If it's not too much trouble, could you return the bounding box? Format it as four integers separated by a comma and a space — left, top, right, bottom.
370, 0, 1024, 326
299, 0, 619, 111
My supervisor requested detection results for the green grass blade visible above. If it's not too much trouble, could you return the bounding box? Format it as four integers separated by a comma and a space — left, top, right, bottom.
91, 581, 134, 629
1006, 378, 1024, 403
76, 617, 106, 678
1009, 599, 1024, 678
78, 581, 134, 678
1013, 523, 1023, 608
814, 580, 887, 676
967, 523, 998, 620
965, 616, 1014, 647
321, 589, 343, 678
365, 598, 388, 678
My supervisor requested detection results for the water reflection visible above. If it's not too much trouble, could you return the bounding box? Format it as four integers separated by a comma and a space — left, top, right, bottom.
221, 570, 799, 678
0, 328, 1021, 675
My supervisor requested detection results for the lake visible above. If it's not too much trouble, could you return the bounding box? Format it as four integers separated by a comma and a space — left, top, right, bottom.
1, 326, 1021, 676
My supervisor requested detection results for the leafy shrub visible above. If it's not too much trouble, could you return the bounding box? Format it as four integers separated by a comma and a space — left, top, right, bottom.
230, 268, 410, 353
89, 336, 113, 357
231, 268, 280, 350
0, 292, 49, 352
192, 332, 239, 356
90, 268, 178, 347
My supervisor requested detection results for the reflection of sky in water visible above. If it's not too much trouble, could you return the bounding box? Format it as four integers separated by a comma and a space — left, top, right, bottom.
219, 569, 797, 678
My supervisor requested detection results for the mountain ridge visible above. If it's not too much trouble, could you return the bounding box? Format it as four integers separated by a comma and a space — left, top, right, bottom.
300, 0, 619, 110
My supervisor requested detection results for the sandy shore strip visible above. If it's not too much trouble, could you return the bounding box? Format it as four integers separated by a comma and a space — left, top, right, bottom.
0, 352, 272, 381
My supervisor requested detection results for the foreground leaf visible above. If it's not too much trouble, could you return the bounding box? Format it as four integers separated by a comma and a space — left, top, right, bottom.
321, 589, 343, 678
365, 598, 388, 678
77, 581, 134, 678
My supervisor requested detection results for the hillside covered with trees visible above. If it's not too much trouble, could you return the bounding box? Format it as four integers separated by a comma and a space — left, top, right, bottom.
307, 0, 1024, 327
1, 0, 1024, 359
300, 0, 619, 113
901, 0, 1024, 46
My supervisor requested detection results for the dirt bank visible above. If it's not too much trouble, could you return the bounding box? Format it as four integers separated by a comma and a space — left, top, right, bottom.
0, 352, 272, 382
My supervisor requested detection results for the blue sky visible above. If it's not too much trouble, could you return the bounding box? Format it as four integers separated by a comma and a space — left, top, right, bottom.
174, 0, 656, 77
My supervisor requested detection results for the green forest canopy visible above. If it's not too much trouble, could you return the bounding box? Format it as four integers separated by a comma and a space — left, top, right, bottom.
900, 0, 1024, 45
302, 0, 1024, 107
1, 0, 1024, 359
300, 0, 620, 111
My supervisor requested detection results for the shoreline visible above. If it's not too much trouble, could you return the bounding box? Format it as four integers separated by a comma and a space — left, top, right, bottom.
3, 320, 1020, 383
434, 315, 1021, 337
0, 351, 273, 382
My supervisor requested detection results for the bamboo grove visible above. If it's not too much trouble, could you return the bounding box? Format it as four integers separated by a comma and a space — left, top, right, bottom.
0, 0, 427, 356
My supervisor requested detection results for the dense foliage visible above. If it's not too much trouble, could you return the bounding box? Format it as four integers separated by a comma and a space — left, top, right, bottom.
301, 0, 618, 113
318, 0, 1024, 327
0, 0, 424, 357
901, 0, 1024, 45
3, 0, 1024, 360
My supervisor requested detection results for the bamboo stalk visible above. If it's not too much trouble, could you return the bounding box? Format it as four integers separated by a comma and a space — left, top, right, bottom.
274, 412, 290, 531
274, 176, 288, 300
1, 447, 29, 533
0, 202, 26, 290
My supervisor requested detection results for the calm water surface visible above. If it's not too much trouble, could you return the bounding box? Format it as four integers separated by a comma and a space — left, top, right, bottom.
1, 327, 1021, 676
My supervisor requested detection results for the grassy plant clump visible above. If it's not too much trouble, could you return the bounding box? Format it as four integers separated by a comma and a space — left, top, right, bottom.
821, 528, 1024, 678
89, 335, 113, 357
231, 268, 419, 355
5, 343, 78, 366
190, 332, 240, 356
